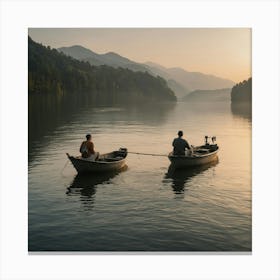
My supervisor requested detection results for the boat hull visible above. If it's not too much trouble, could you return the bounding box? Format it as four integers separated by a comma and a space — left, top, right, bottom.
67, 149, 127, 174
168, 144, 219, 169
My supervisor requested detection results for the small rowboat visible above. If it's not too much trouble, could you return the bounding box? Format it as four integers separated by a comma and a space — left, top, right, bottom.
67, 148, 127, 174
168, 144, 219, 169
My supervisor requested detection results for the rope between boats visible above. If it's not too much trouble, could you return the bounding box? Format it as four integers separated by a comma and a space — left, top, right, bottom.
128, 152, 168, 157
61, 159, 69, 177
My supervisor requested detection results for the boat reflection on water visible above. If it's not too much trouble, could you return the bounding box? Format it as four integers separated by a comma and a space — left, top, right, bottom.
165, 159, 219, 194
66, 165, 128, 208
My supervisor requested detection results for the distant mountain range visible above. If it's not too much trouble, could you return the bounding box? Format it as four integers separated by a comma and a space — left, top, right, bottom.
145, 62, 234, 93
28, 37, 176, 103
182, 88, 231, 102
58, 45, 235, 98
58, 45, 148, 71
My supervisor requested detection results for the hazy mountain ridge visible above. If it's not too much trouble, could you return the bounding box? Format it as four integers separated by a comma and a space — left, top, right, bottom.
182, 88, 231, 102
58, 46, 189, 97
58, 45, 148, 71
28, 37, 176, 103
145, 62, 235, 91
58, 45, 235, 98
143, 62, 190, 96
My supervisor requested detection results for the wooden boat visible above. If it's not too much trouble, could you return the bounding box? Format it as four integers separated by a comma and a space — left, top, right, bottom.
168, 143, 219, 169
67, 148, 127, 174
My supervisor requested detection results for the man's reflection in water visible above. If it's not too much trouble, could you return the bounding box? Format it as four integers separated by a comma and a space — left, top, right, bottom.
165, 159, 219, 194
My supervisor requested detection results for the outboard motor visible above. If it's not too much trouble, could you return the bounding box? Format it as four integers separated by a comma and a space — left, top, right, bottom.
205, 136, 217, 149
118, 148, 128, 157
211, 136, 216, 144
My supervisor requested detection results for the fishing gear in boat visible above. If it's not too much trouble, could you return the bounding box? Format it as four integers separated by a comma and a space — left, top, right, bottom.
205, 135, 217, 145
169, 136, 219, 169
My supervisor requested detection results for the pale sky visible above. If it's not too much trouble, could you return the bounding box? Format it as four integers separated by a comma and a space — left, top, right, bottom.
28, 28, 251, 83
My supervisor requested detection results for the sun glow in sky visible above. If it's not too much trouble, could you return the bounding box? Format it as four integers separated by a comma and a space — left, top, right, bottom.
29, 28, 251, 83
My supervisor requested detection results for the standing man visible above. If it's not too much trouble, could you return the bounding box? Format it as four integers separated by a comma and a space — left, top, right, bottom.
80, 134, 99, 160
172, 130, 191, 156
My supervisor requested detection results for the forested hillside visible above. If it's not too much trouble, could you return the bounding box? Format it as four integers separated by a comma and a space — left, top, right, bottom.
231, 78, 252, 103
28, 37, 176, 103
230, 78, 252, 118
58, 45, 189, 98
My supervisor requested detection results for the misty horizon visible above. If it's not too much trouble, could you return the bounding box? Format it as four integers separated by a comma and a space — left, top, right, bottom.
28, 28, 251, 83
54, 43, 235, 83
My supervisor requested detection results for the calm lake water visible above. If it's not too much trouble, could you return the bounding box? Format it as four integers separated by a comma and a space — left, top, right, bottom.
28, 97, 251, 251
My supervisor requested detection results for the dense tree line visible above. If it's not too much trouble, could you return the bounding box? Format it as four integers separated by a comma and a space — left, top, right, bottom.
28, 37, 176, 103
231, 77, 252, 103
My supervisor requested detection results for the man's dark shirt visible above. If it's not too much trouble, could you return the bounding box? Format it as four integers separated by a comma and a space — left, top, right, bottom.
172, 137, 190, 155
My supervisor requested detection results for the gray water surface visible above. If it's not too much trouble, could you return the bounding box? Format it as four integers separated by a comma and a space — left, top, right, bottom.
28, 100, 251, 252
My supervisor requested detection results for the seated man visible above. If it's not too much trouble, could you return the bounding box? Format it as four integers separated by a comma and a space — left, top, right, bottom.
172, 130, 191, 156
79, 134, 99, 160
